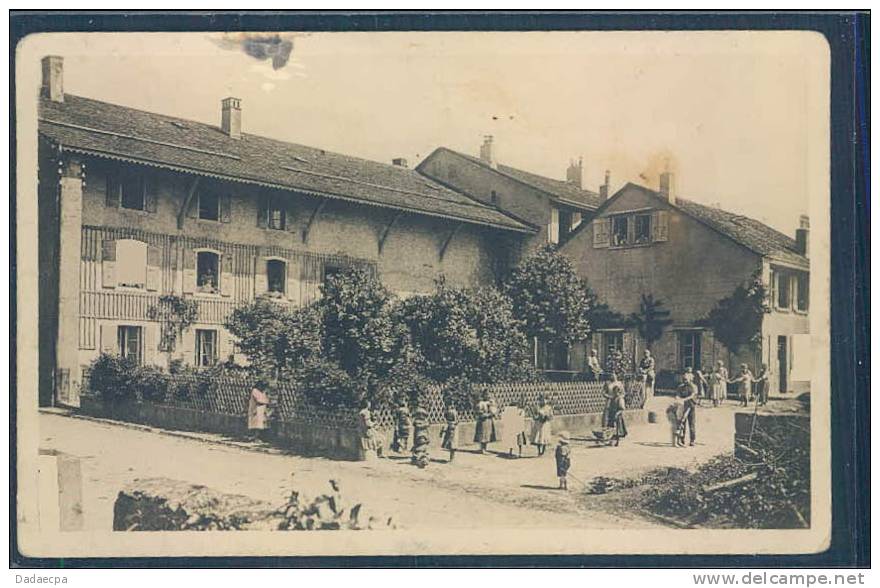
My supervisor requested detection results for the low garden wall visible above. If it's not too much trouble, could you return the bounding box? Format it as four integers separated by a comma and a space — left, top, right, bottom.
80, 375, 647, 460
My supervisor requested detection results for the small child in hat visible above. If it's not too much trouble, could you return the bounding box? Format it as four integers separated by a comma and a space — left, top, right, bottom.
555, 431, 572, 490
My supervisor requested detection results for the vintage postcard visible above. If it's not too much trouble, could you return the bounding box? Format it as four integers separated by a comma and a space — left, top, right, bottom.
15, 28, 832, 558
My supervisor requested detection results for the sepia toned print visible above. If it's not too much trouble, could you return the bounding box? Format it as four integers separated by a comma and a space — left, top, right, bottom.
16, 30, 831, 557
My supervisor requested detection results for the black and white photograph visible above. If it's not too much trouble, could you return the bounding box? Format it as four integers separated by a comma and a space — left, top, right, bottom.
12, 16, 857, 564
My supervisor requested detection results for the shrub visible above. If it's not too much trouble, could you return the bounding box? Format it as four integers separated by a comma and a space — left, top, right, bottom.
87, 353, 169, 404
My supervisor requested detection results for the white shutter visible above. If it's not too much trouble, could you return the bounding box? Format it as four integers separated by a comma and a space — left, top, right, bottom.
146, 245, 161, 291
220, 253, 234, 297
99, 323, 117, 355
652, 211, 669, 242
548, 208, 560, 244
593, 218, 610, 248
179, 328, 196, 366
101, 240, 117, 288
286, 260, 301, 305
143, 323, 158, 365
255, 257, 268, 296
182, 248, 196, 294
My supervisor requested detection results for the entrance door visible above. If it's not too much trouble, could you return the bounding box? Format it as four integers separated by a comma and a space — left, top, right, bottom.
777, 336, 789, 393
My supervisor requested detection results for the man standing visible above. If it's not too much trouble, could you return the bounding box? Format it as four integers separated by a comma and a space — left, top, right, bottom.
638, 349, 656, 399
676, 370, 698, 447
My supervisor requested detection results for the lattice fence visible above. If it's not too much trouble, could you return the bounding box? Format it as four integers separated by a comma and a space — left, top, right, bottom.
83, 372, 646, 429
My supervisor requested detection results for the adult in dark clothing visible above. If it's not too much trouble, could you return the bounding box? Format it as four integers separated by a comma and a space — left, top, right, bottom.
676, 371, 699, 447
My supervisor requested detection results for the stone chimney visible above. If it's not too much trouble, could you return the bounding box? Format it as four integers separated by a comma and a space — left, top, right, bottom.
391, 158, 408, 168
659, 170, 676, 204
599, 170, 611, 201
221, 97, 242, 139
795, 214, 810, 256
566, 157, 584, 188
41, 55, 64, 103
479, 135, 497, 169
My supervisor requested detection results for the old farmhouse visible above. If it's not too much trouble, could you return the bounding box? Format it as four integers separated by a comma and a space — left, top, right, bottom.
36, 56, 534, 407
561, 177, 811, 395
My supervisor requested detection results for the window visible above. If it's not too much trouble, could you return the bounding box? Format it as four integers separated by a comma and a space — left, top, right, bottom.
268, 195, 287, 230
120, 172, 145, 210
117, 326, 143, 364
558, 209, 573, 241
603, 331, 623, 359
323, 264, 344, 286
490, 190, 498, 204
538, 341, 570, 371
116, 239, 147, 288
198, 190, 220, 221
678, 331, 702, 371
611, 216, 629, 246
634, 214, 652, 244
777, 272, 791, 309
196, 251, 220, 294
795, 273, 809, 311
195, 329, 218, 367
267, 259, 286, 295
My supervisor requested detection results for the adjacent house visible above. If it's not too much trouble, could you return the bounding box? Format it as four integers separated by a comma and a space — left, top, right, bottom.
560, 175, 810, 394
36, 56, 534, 407
416, 137, 608, 253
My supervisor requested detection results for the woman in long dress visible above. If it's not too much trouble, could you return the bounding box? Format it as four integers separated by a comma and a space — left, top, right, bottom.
358, 399, 385, 459
247, 380, 270, 441
709, 360, 728, 406
500, 402, 530, 458
473, 391, 498, 453
606, 383, 628, 446
530, 395, 554, 456
441, 404, 459, 463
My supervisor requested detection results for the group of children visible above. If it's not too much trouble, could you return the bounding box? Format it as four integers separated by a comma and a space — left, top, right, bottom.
684, 361, 772, 408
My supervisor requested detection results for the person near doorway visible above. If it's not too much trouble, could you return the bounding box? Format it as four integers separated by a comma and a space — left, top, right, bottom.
755, 364, 771, 406
729, 364, 756, 407
676, 370, 698, 447
709, 360, 729, 406
638, 349, 656, 400
247, 379, 271, 441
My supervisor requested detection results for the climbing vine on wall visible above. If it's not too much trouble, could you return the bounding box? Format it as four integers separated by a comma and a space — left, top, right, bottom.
147, 295, 199, 352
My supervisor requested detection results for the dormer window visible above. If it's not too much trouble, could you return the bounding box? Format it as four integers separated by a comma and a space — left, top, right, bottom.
634, 214, 652, 244
612, 216, 629, 246
593, 210, 668, 249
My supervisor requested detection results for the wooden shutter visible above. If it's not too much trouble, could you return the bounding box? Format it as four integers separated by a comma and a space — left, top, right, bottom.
143, 324, 158, 366
179, 328, 196, 366
105, 173, 120, 208
220, 195, 232, 223
146, 245, 161, 291
182, 248, 196, 294
593, 218, 610, 248
652, 211, 669, 242
220, 253, 234, 297
99, 323, 117, 355
256, 193, 269, 228
144, 178, 158, 213
187, 192, 199, 219
101, 240, 117, 288
286, 259, 301, 305
255, 257, 268, 295
286, 199, 297, 233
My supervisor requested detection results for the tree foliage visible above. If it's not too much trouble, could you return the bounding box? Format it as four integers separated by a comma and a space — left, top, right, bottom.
396, 279, 536, 385
629, 294, 673, 350
698, 271, 770, 354
503, 244, 593, 345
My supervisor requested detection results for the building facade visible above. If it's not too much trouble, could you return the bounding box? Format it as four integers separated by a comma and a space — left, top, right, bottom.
37, 57, 534, 407
560, 177, 810, 394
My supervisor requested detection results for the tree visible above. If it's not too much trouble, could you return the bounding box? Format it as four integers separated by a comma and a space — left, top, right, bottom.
503, 245, 593, 346
699, 271, 770, 355
224, 296, 322, 381
629, 294, 674, 351
396, 279, 536, 385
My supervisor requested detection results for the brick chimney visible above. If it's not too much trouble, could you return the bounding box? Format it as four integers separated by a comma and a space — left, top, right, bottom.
566, 157, 584, 188
599, 169, 611, 201
41, 55, 64, 103
479, 135, 497, 169
795, 214, 810, 256
221, 97, 242, 139
392, 158, 408, 168
659, 170, 676, 204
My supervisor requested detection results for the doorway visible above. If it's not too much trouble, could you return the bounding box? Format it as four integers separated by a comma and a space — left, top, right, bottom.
777, 336, 789, 393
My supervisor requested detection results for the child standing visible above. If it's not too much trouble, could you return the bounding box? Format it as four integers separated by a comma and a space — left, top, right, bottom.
391, 401, 412, 453
441, 404, 459, 463
555, 432, 572, 490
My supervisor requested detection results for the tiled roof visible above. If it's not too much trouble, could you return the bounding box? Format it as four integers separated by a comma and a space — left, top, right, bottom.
624, 183, 809, 270
38, 95, 534, 234
429, 148, 603, 209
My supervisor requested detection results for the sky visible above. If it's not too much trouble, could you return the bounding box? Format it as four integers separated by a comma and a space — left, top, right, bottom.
20, 31, 828, 235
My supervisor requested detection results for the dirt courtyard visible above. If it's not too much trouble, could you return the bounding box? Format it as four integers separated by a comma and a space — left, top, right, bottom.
38, 397, 737, 532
